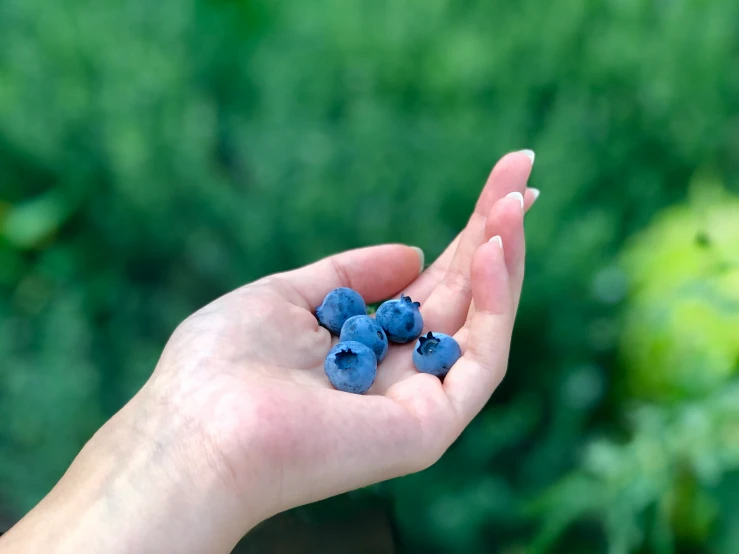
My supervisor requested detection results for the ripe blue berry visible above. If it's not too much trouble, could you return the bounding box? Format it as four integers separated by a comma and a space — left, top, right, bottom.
324, 341, 377, 394
412, 332, 461, 378
375, 294, 423, 343
340, 315, 389, 362
315, 287, 367, 335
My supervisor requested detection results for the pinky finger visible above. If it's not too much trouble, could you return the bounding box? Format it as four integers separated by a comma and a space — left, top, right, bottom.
524, 188, 540, 211
444, 237, 515, 427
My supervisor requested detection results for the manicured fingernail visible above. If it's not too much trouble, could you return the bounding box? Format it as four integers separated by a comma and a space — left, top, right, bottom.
520, 149, 535, 164
489, 235, 503, 252
505, 191, 524, 210
529, 188, 540, 204
411, 246, 425, 274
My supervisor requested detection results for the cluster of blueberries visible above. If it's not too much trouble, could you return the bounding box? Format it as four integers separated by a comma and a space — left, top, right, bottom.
315, 287, 462, 394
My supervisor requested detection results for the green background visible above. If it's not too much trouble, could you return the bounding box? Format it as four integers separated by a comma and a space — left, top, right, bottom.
2, 0, 739, 552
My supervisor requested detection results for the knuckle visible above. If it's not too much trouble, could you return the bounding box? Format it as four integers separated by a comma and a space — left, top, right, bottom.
439, 267, 472, 297
329, 257, 354, 290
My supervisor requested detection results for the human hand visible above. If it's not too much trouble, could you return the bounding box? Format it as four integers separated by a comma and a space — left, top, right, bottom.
0, 151, 536, 554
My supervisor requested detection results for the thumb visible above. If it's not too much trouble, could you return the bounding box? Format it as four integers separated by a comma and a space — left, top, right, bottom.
274, 244, 424, 308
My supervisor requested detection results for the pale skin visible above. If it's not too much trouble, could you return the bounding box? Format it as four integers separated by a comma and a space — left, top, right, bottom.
0, 151, 538, 554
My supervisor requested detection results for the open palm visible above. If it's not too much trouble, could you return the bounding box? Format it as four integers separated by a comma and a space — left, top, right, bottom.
136, 151, 536, 534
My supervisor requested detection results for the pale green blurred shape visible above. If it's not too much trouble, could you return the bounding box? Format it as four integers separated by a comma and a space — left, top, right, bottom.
621, 183, 739, 401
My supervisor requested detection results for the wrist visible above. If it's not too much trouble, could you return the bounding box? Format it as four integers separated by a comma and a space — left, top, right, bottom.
2, 391, 258, 554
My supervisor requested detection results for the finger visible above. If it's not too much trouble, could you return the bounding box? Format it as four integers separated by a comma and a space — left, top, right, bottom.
462, 192, 527, 323
443, 237, 515, 427
524, 188, 540, 211
415, 184, 536, 295
371, 198, 521, 395
485, 193, 526, 307
271, 244, 423, 309
418, 211, 487, 335
420, 184, 536, 294
406, 150, 534, 303
403, 234, 460, 303
420, 188, 526, 336
375, 185, 531, 397
411, 185, 537, 315
474, 150, 534, 217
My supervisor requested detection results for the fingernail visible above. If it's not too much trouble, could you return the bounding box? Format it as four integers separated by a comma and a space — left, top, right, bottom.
489, 235, 503, 252
411, 246, 425, 274
520, 149, 535, 165
529, 188, 541, 204
505, 191, 524, 211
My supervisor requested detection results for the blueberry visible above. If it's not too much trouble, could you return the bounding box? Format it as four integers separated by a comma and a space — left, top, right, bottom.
375, 294, 423, 343
412, 332, 461, 378
324, 341, 377, 394
315, 287, 367, 335
340, 315, 389, 362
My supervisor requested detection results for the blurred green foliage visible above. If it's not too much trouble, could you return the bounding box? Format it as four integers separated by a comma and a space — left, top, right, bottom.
1, 0, 739, 552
